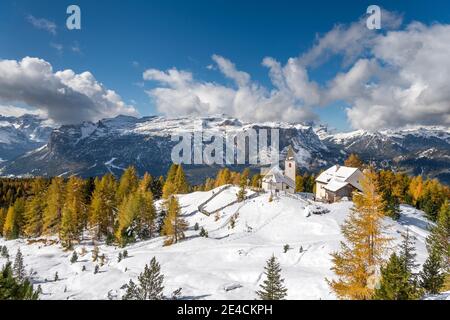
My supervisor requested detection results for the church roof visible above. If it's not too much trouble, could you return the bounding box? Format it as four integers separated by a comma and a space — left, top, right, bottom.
286, 146, 295, 160
262, 165, 295, 189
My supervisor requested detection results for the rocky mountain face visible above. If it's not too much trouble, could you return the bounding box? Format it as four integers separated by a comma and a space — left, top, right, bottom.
0, 114, 53, 162
0, 114, 449, 185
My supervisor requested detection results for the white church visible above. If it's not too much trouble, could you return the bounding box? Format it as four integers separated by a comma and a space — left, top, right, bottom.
260, 146, 296, 194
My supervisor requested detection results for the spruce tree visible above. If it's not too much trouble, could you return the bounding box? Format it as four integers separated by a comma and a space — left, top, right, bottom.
1, 245, 9, 259
399, 229, 419, 274
420, 249, 445, 294
13, 248, 26, 282
161, 196, 188, 246
373, 253, 420, 300
328, 170, 391, 300
426, 200, 449, 273
70, 251, 78, 264
0, 262, 39, 300
122, 257, 165, 300
256, 255, 288, 300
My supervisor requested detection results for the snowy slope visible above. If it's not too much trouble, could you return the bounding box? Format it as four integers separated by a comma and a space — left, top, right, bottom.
0, 188, 434, 300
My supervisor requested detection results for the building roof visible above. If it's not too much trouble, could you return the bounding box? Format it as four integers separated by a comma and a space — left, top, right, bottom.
262, 165, 295, 189
316, 165, 363, 192
316, 165, 358, 183
286, 145, 295, 160
323, 180, 349, 192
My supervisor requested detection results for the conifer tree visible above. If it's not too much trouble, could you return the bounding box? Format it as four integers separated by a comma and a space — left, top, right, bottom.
60, 177, 86, 248
237, 175, 247, 202
328, 170, 391, 300
23, 178, 47, 237
399, 229, 419, 274
426, 200, 450, 273
408, 176, 423, 207
116, 166, 139, 203
420, 249, 445, 294
1, 246, 9, 259
0, 207, 6, 236
42, 177, 65, 235
174, 165, 189, 194
0, 262, 39, 300
161, 196, 188, 246
115, 183, 156, 246
122, 257, 165, 300
162, 164, 179, 199
70, 251, 78, 264
373, 253, 421, 300
89, 174, 117, 241
3, 199, 25, 240
344, 153, 363, 169
13, 248, 26, 282
256, 255, 287, 300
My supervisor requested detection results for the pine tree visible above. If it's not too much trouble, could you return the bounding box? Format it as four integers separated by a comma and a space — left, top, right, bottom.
237, 176, 247, 202
3, 199, 25, 240
0, 262, 39, 300
373, 253, 421, 300
328, 170, 391, 300
60, 176, 86, 248
0, 207, 7, 237
344, 153, 363, 169
161, 196, 188, 246
116, 166, 139, 204
256, 255, 287, 300
92, 246, 99, 262
70, 251, 78, 264
23, 178, 47, 237
426, 200, 450, 273
162, 164, 179, 199
89, 174, 117, 241
174, 165, 189, 194
13, 248, 26, 282
122, 257, 165, 300
408, 176, 423, 207
420, 249, 444, 294
115, 185, 156, 246
399, 229, 419, 274
1, 246, 9, 259
42, 177, 65, 235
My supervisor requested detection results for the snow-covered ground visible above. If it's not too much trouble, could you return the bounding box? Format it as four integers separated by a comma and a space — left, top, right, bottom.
0, 186, 443, 300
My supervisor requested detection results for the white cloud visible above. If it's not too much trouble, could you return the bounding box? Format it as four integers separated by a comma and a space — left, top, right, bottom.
0, 57, 138, 124
323, 22, 450, 130
27, 15, 57, 35
0, 105, 45, 118
143, 55, 318, 123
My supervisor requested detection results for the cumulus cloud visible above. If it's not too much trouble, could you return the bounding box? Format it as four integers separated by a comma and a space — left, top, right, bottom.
323, 22, 450, 130
27, 15, 57, 35
0, 105, 45, 118
143, 9, 450, 130
0, 57, 138, 124
143, 55, 318, 123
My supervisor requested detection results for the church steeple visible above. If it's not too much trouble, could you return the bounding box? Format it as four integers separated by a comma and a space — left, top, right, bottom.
284, 146, 296, 183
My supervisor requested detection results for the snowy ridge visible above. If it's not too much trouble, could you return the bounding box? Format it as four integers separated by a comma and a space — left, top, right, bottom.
0, 187, 433, 300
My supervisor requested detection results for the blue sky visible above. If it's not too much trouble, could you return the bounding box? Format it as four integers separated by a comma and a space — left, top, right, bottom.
1, 0, 450, 131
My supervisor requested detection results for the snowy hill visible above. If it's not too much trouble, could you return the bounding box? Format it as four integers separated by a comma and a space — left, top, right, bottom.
0, 186, 436, 300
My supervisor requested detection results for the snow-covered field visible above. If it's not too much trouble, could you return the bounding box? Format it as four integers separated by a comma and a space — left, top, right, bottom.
0, 186, 441, 300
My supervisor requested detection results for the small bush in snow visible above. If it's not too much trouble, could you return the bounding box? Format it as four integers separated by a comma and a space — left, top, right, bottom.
283, 244, 290, 253
70, 251, 78, 264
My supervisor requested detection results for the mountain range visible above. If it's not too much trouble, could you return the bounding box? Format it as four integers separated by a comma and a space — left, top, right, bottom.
0, 114, 449, 185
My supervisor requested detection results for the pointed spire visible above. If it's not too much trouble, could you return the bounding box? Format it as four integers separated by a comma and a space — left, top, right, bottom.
286, 146, 295, 160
